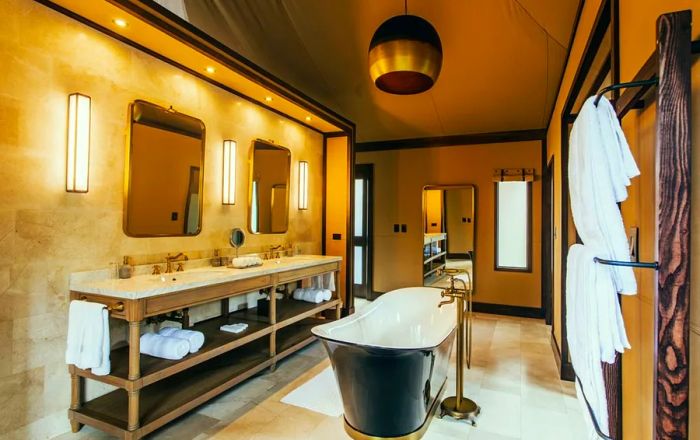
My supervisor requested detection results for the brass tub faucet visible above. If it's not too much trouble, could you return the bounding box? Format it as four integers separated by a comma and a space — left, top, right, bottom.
437, 268, 480, 425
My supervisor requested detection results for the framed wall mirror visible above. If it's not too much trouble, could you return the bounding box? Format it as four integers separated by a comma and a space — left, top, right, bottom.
248, 139, 291, 234
422, 185, 476, 291
124, 100, 206, 237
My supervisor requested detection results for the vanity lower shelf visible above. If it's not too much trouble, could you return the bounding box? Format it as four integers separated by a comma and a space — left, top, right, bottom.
74, 298, 340, 390
73, 339, 273, 438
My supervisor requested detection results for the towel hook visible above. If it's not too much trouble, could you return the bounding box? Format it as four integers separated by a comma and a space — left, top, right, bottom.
594, 78, 659, 106
79, 296, 125, 312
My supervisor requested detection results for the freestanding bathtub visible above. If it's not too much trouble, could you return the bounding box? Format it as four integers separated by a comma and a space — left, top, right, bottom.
312, 287, 457, 439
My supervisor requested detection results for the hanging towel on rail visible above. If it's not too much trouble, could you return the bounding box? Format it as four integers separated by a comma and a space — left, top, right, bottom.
65, 300, 111, 376
568, 96, 639, 295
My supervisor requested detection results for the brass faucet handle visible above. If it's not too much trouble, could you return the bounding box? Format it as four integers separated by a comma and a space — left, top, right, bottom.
176, 262, 184, 272
152, 265, 162, 275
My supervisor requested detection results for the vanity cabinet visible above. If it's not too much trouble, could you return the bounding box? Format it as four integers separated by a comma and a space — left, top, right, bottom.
68, 257, 341, 439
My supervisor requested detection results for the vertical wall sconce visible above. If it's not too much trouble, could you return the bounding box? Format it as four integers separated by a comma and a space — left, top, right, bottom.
66, 93, 91, 193
222, 140, 237, 204
298, 161, 309, 210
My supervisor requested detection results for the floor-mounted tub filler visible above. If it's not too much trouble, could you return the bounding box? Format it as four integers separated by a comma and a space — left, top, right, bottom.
312, 287, 459, 439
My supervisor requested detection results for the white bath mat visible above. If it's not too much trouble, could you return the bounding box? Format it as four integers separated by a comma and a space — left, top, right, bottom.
280, 366, 344, 417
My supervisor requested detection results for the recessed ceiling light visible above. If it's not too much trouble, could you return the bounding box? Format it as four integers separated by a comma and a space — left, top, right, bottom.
206, 66, 216, 74
265, 96, 273, 102
305, 116, 312, 122
113, 18, 128, 28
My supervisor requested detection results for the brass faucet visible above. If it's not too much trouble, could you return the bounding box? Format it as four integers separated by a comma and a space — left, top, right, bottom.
165, 253, 188, 273
437, 268, 480, 425
268, 244, 283, 259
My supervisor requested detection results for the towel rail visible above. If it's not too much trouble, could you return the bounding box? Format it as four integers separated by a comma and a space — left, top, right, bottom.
593, 78, 659, 106
593, 257, 659, 270
79, 296, 125, 312
575, 375, 615, 440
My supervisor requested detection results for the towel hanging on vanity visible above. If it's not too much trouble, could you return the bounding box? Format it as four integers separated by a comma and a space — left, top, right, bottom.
311, 273, 335, 291
65, 300, 111, 376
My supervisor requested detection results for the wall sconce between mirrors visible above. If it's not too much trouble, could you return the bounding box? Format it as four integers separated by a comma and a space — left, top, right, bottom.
249, 139, 291, 234
222, 140, 237, 205
66, 93, 91, 193
124, 100, 206, 237
298, 161, 309, 210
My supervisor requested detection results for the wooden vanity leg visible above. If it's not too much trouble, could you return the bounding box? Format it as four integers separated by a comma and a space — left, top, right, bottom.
127, 390, 140, 432
128, 321, 141, 433
269, 285, 277, 371
69, 370, 83, 432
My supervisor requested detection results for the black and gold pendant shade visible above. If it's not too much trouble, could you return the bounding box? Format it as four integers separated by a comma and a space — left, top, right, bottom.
369, 14, 442, 95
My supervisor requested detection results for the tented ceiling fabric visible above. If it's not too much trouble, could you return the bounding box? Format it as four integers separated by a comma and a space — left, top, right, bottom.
176, 0, 580, 142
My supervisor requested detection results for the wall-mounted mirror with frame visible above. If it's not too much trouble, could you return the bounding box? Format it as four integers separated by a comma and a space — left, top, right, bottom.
124, 100, 205, 237
422, 185, 476, 291
248, 139, 291, 234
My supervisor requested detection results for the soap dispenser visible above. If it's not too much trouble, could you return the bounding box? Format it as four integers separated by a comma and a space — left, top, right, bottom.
211, 249, 223, 267
118, 256, 133, 279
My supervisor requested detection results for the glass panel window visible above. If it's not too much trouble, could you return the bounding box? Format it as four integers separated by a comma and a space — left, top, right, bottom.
495, 181, 530, 271
354, 246, 363, 284
354, 179, 364, 237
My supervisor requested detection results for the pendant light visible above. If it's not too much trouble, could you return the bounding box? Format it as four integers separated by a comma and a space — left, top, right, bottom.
369, 1, 442, 95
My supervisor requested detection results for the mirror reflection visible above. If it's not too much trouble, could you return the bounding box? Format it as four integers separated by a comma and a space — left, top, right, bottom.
125, 100, 205, 237
249, 140, 291, 234
422, 185, 476, 289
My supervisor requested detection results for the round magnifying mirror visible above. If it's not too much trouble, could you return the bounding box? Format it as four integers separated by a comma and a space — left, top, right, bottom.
229, 228, 245, 257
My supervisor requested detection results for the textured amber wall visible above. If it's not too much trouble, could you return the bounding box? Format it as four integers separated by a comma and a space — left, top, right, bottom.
0, 0, 323, 436
356, 140, 542, 308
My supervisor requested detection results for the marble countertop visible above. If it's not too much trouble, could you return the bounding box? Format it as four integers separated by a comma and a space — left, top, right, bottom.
70, 255, 341, 300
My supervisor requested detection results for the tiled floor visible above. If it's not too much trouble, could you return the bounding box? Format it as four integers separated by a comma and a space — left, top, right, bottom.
57, 313, 589, 440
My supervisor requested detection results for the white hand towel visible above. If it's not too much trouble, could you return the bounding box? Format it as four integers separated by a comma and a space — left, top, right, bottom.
569, 96, 638, 295
220, 323, 249, 334
159, 327, 205, 353
65, 300, 111, 375
311, 274, 336, 291
140, 332, 190, 360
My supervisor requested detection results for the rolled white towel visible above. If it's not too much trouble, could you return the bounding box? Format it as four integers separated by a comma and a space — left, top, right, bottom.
231, 256, 263, 268
293, 287, 308, 301
321, 289, 332, 301
159, 327, 205, 353
140, 332, 190, 360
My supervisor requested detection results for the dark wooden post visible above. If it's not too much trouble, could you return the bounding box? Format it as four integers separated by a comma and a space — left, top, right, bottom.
654, 10, 692, 440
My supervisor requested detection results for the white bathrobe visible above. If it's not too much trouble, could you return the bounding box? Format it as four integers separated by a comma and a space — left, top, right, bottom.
569, 96, 639, 296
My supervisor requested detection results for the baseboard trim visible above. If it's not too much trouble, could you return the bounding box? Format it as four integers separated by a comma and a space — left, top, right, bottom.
472, 302, 544, 319
550, 330, 575, 382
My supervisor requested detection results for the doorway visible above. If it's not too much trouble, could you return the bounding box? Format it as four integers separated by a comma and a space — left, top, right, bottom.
353, 164, 374, 299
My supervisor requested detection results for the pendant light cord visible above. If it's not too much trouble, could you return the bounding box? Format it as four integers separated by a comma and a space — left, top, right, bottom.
404, 0, 407, 15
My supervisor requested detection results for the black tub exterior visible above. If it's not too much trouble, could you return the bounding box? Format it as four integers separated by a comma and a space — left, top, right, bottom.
319, 329, 456, 438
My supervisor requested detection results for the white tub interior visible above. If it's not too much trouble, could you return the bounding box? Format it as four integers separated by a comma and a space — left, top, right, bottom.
312, 287, 457, 350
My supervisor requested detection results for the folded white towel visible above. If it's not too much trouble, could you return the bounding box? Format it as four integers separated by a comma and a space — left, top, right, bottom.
65, 300, 111, 376
159, 327, 205, 353
231, 256, 263, 268
569, 96, 638, 295
311, 273, 335, 291
220, 323, 249, 334
293, 288, 331, 304
140, 332, 190, 360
